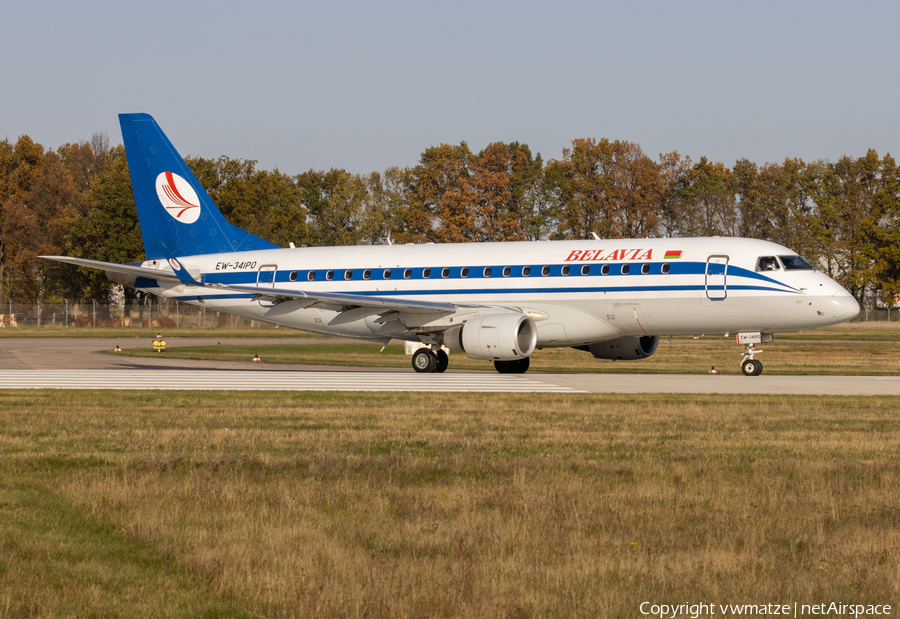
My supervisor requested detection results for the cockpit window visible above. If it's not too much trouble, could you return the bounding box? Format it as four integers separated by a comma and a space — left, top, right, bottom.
757, 256, 780, 272
779, 255, 814, 270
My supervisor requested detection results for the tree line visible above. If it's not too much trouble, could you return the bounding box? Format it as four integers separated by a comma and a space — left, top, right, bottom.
1, 133, 898, 306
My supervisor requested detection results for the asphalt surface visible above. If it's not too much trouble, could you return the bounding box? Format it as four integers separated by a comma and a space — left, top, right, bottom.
0, 337, 898, 395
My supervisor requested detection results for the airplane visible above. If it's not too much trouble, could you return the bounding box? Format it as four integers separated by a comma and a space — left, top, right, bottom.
42, 114, 860, 376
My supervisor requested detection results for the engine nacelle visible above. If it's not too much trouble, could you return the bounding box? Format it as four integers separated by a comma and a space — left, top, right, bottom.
584, 335, 659, 360
444, 313, 537, 361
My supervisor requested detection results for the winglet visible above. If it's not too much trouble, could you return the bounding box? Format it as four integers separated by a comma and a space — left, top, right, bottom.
166, 257, 202, 286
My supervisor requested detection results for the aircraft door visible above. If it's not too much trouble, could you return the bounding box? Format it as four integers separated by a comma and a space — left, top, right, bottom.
705, 256, 728, 300
256, 264, 278, 307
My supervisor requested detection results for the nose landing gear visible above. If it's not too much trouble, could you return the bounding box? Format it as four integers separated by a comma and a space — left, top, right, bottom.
740, 343, 763, 376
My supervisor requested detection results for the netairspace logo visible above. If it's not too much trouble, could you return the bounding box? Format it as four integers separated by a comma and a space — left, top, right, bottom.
639, 602, 892, 618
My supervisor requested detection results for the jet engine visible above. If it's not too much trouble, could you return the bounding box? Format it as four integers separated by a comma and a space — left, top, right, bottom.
444, 313, 537, 361
581, 335, 659, 360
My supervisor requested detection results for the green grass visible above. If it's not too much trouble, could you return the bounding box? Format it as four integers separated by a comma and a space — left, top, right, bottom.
113, 336, 900, 375
0, 485, 248, 618
2, 390, 899, 617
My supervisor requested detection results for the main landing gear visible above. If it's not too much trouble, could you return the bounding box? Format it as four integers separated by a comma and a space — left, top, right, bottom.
411, 348, 531, 374
411, 348, 449, 373
740, 343, 764, 376
494, 358, 530, 374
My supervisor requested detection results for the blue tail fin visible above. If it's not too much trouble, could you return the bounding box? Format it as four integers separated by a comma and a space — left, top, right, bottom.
119, 113, 278, 259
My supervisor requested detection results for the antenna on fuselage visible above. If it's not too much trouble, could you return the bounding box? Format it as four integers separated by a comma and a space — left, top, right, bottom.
591, 232, 601, 241
385, 234, 393, 246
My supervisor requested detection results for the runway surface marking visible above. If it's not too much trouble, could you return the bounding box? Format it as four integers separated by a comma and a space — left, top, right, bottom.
0, 370, 584, 393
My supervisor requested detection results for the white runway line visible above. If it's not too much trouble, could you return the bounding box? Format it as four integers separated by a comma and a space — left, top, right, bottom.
0, 370, 584, 393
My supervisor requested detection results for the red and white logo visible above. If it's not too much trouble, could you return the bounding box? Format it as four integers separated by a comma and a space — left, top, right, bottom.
155, 172, 201, 224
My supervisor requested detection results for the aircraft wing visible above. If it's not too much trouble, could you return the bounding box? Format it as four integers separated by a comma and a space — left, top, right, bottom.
40, 256, 181, 282
40, 255, 472, 328
205, 283, 477, 331
220, 283, 461, 316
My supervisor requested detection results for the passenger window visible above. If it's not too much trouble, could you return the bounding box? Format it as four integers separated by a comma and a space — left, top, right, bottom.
661, 263, 670, 274
601, 265, 610, 275
561, 265, 570, 276
621, 264, 630, 275
423, 268, 431, 278
289, 271, 297, 281
441, 268, 450, 278
483, 267, 492, 277
779, 255, 814, 270
522, 266, 531, 276
461, 267, 469, 278
383, 269, 392, 279
757, 256, 780, 272
308, 271, 316, 281
404, 269, 412, 279
502, 266, 511, 277
641, 264, 649, 274
326, 270, 334, 281
581, 265, 590, 275
541, 266, 550, 276
363, 269, 371, 280
344, 270, 353, 280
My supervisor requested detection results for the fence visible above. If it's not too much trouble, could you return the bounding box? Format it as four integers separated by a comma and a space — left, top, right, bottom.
0, 298, 894, 330
0, 298, 278, 330
848, 308, 895, 323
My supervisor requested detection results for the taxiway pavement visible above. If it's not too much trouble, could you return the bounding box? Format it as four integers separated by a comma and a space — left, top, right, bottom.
0, 337, 897, 395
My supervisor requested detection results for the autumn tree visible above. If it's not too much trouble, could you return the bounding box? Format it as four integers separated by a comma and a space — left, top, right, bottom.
0, 136, 66, 301
868, 152, 900, 305
408, 142, 475, 243
186, 156, 305, 248
606, 141, 666, 238
656, 151, 691, 237
315, 171, 372, 246
466, 143, 525, 242
505, 143, 551, 241
545, 138, 615, 240
672, 156, 737, 237
66, 145, 144, 300
365, 167, 423, 245
546, 139, 668, 240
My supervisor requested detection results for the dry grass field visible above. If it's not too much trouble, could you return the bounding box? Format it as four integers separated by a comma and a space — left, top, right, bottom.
2, 390, 899, 617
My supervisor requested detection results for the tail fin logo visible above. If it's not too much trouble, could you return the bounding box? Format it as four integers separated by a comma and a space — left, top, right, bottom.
155, 172, 201, 224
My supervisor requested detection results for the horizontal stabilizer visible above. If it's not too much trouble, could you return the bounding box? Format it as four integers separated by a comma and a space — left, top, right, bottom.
40, 256, 181, 283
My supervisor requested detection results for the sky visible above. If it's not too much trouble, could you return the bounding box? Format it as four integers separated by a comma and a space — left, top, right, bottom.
2, 0, 898, 174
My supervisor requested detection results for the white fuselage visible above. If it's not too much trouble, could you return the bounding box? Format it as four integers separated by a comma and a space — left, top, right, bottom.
136, 237, 859, 346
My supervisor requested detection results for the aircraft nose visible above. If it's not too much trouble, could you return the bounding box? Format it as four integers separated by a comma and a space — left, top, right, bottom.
831, 293, 860, 320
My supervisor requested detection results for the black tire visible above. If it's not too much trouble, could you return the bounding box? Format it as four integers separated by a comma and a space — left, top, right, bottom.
412, 348, 437, 373
752, 359, 764, 376
494, 357, 530, 374
435, 349, 449, 373
741, 359, 757, 376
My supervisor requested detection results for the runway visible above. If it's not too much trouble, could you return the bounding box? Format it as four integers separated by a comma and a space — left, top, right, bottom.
1, 337, 899, 395
0, 369, 583, 393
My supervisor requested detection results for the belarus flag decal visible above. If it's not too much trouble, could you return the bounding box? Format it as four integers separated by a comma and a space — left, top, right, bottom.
664, 250, 683, 260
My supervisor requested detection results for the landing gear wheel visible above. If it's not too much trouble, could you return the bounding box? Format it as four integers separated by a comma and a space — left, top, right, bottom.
741, 359, 763, 376
412, 348, 437, 373
434, 349, 449, 373
494, 357, 530, 374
